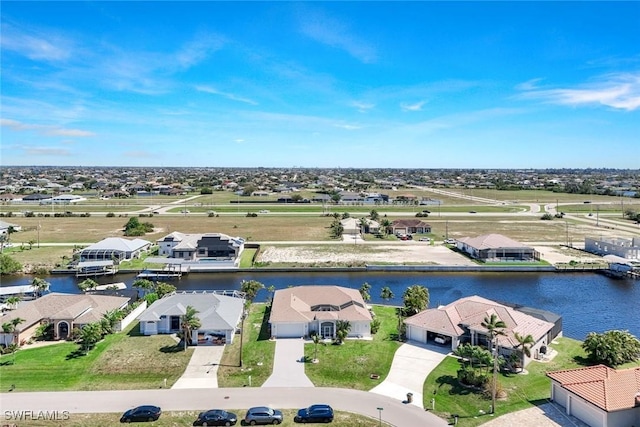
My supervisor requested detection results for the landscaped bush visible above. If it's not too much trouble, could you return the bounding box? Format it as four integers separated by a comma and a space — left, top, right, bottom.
457, 366, 489, 388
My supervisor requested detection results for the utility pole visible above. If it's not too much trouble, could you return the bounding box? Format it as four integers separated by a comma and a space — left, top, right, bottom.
445, 220, 449, 240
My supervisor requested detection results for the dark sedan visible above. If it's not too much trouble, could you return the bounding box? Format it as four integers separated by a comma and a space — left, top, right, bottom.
193, 409, 238, 426
294, 404, 334, 423
120, 405, 161, 423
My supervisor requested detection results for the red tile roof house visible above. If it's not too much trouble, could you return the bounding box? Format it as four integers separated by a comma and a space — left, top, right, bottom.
455, 233, 541, 262
269, 286, 372, 339
404, 295, 558, 367
547, 365, 640, 427
0, 293, 130, 346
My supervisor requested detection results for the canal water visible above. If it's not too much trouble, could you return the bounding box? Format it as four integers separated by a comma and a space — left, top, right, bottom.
2, 271, 638, 340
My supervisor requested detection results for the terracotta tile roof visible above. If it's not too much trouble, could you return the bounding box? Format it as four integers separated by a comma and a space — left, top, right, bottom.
269, 286, 372, 323
391, 219, 431, 228
404, 295, 554, 347
0, 293, 130, 331
547, 365, 640, 411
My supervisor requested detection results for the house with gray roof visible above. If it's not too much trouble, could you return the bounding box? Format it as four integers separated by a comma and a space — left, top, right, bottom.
456, 233, 540, 262
137, 291, 245, 345
269, 286, 372, 339
156, 232, 244, 264
404, 295, 559, 367
0, 293, 130, 346
79, 237, 151, 262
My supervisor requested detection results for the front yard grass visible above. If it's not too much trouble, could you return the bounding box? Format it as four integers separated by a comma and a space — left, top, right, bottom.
217, 303, 275, 387
12, 410, 390, 426
304, 305, 401, 390
0, 322, 193, 392
423, 337, 587, 426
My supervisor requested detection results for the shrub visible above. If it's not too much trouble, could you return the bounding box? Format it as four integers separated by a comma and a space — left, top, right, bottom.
0, 254, 22, 275
457, 366, 489, 388
106, 212, 115, 217
540, 213, 554, 220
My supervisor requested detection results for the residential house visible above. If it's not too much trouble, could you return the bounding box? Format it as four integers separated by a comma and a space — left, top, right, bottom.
391, 219, 431, 235
548, 365, 640, 427
137, 291, 244, 345
269, 286, 372, 339
0, 220, 21, 234
79, 237, 151, 262
585, 237, 640, 260
404, 295, 559, 367
456, 234, 540, 262
156, 232, 244, 262
0, 293, 130, 345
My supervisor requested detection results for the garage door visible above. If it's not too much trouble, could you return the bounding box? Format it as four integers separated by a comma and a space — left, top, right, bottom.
408, 326, 426, 343
274, 323, 306, 338
570, 396, 604, 427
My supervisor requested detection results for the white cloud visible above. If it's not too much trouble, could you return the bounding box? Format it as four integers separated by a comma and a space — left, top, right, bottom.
298, 8, 376, 63
518, 72, 640, 111
19, 146, 72, 156
196, 86, 258, 105
400, 101, 426, 112
175, 33, 225, 69
351, 101, 375, 113
46, 128, 95, 137
0, 22, 73, 61
334, 123, 361, 130
1, 118, 94, 137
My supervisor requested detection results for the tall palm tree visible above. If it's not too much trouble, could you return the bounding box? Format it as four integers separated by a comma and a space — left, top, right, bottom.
513, 332, 535, 371
31, 277, 50, 298
181, 305, 201, 350
335, 320, 351, 344
5, 296, 21, 310
312, 333, 321, 362
2, 318, 25, 345
481, 314, 506, 414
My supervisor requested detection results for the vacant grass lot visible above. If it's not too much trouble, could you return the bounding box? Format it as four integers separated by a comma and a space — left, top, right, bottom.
11, 410, 388, 426
217, 303, 275, 387
423, 337, 587, 426
304, 305, 401, 390
0, 322, 192, 392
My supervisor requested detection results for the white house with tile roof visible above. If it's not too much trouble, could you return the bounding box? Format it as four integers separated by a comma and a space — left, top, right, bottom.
404, 295, 558, 366
548, 365, 640, 427
455, 233, 540, 262
79, 237, 151, 262
137, 291, 245, 345
0, 293, 130, 345
269, 286, 372, 339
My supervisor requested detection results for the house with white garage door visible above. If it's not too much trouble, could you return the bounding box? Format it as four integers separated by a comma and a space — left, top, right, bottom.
138, 291, 244, 345
547, 365, 640, 427
269, 286, 372, 339
404, 295, 559, 367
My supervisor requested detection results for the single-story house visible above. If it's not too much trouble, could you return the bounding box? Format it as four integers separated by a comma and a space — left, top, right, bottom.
0, 220, 21, 234
548, 365, 640, 427
156, 232, 244, 261
79, 237, 151, 262
391, 219, 431, 235
137, 291, 245, 345
456, 234, 540, 262
269, 286, 372, 339
0, 293, 130, 346
404, 295, 558, 367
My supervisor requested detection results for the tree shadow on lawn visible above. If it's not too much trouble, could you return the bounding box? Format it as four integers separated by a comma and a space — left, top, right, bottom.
435, 374, 481, 397
66, 348, 88, 360
160, 344, 186, 354
257, 305, 271, 341
127, 323, 144, 337
572, 355, 593, 366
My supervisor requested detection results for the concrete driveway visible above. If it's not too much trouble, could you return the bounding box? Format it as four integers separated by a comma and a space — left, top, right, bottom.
370, 340, 449, 408
172, 346, 225, 389
262, 338, 314, 387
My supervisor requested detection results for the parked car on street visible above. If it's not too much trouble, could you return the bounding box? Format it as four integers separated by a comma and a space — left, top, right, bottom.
243, 407, 283, 425
294, 404, 334, 423
418, 237, 431, 242
120, 405, 161, 423
193, 409, 237, 426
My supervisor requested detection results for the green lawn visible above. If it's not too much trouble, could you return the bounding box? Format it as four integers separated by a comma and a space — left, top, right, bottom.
0, 322, 193, 392
304, 305, 401, 390
217, 303, 275, 387
11, 410, 390, 427
423, 337, 587, 426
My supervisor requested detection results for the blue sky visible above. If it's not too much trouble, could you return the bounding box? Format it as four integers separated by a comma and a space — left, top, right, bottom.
1, 2, 639, 168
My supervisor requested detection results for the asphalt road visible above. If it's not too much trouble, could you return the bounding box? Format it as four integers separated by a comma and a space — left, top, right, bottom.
1, 387, 449, 426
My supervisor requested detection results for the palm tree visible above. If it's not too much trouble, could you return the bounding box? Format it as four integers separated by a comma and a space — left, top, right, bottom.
181, 305, 201, 350
380, 287, 394, 301
31, 277, 50, 297
78, 278, 99, 292
312, 333, 321, 363
132, 278, 154, 296
359, 282, 371, 302
513, 332, 535, 372
379, 218, 392, 236
481, 314, 506, 414
335, 320, 351, 344
101, 309, 124, 335
2, 317, 25, 345
5, 296, 21, 310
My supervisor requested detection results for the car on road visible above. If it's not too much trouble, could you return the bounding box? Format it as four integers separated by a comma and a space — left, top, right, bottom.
258, 210, 270, 213
193, 409, 237, 426
444, 238, 456, 244
120, 405, 161, 423
152, 211, 160, 214
243, 407, 283, 425
469, 210, 477, 214
418, 237, 431, 242
294, 404, 334, 423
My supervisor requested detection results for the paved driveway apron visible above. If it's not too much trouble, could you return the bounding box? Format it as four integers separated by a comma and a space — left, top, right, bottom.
262, 339, 314, 387
172, 346, 224, 389
370, 341, 448, 408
